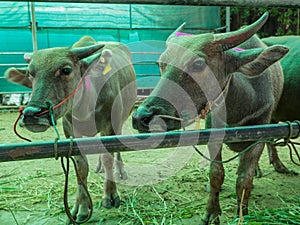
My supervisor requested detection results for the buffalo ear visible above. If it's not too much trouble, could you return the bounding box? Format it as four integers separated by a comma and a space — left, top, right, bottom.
24, 53, 33, 63
99, 49, 112, 65
80, 49, 113, 76
239, 45, 288, 76
224, 45, 289, 76
5, 67, 32, 88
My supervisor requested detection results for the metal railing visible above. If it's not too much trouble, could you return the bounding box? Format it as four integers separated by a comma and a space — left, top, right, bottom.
1, 122, 300, 162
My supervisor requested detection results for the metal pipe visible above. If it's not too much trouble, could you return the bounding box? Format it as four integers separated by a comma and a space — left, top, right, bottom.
1, 122, 299, 162
0, 0, 299, 8
30, 2, 38, 51
0, 64, 28, 66
0, 91, 31, 94
225, 7, 230, 32
0, 52, 28, 55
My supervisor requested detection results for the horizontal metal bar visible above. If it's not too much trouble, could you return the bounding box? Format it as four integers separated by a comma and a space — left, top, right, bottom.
38, 26, 220, 31
0, 64, 28, 67
1, 122, 299, 163
0, 105, 27, 109
0, 92, 31, 94
0, 52, 28, 55
136, 74, 160, 76
133, 62, 158, 65
131, 52, 162, 55
0, 52, 160, 56
0, 0, 298, 7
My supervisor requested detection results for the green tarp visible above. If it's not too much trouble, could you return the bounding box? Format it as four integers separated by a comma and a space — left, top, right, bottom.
0, 2, 220, 92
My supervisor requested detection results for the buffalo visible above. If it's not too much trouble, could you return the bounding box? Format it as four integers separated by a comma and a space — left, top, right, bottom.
5, 36, 136, 223
261, 36, 300, 176
262, 36, 300, 175
263, 36, 300, 123
132, 12, 289, 224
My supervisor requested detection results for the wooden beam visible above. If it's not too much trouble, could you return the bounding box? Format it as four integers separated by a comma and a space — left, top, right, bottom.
0, 0, 299, 8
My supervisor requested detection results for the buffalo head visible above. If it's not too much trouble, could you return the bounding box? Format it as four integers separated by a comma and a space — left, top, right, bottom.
5, 36, 105, 132
132, 12, 288, 132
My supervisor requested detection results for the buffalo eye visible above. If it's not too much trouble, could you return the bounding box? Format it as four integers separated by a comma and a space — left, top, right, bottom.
60, 66, 72, 76
191, 60, 205, 72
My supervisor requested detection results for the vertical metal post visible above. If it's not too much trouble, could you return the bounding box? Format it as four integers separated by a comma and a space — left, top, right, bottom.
297, 9, 299, 35
225, 7, 230, 32
129, 4, 132, 29
30, 2, 38, 51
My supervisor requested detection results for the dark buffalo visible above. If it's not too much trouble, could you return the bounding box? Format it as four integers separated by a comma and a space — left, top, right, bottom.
132, 12, 289, 224
263, 36, 300, 122
263, 36, 300, 175
6, 36, 136, 223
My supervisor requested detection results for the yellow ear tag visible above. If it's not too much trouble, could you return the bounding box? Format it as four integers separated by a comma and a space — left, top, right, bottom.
103, 64, 111, 75
194, 117, 201, 130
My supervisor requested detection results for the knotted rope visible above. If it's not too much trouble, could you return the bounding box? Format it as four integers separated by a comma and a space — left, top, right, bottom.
14, 99, 93, 225
48, 102, 93, 225
13, 106, 31, 142
272, 120, 300, 166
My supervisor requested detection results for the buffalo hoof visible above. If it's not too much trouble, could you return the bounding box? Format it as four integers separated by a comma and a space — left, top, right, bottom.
200, 212, 220, 225
102, 193, 121, 209
272, 161, 298, 175
65, 203, 91, 225
66, 215, 89, 225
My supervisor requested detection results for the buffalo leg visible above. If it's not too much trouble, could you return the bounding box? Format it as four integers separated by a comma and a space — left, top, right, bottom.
255, 164, 263, 178
236, 143, 264, 216
68, 154, 90, 224
201, 147, 224, 225
114, 151, 128, 180
267, 143, 297, 175
101, 153, 121, 208
95, 155, 104, 173
95, 152, 128, 180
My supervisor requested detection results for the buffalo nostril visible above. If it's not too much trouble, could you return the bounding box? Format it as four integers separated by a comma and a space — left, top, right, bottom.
141, 116, 152, 126
132, 109, 154, 130
132, 115, 151, 128
22, 106, 42, 117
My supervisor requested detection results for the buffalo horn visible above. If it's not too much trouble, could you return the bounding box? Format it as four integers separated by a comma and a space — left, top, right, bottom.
213, 12, 269, 51
167, 22, 186, 42
71, 43, 105, 60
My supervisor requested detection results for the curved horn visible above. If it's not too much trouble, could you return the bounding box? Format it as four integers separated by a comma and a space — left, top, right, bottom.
70, 43, 105, 60
213, 12, 269, 51
167, 22, 186, 42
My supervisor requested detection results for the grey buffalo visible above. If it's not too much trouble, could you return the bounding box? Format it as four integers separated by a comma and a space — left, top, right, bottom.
132, 12, 288, 224
6, 36, 136, 223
